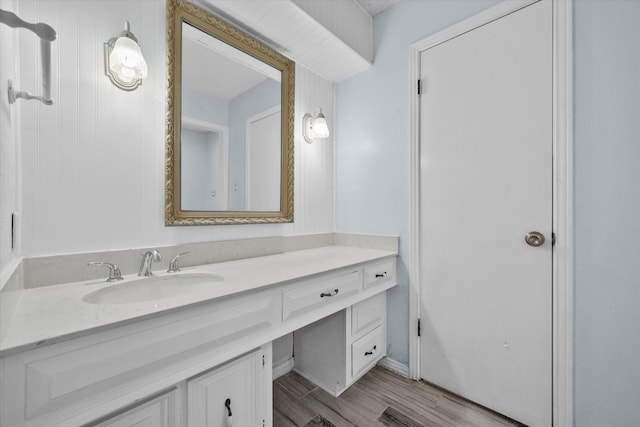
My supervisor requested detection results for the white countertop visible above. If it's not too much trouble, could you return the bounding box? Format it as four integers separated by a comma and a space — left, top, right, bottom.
0, 246, 396, 356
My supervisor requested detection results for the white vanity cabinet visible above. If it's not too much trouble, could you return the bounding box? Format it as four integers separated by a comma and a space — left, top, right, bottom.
0, 250, 397, 427
293, 259, 393, 396
187, 349, 271, 427
0, 286, 278, 427
81, 347, 271, 427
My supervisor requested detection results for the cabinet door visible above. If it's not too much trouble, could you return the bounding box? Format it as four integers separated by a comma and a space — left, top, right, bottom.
188, 349, 264, 427
85, 389, 176, 427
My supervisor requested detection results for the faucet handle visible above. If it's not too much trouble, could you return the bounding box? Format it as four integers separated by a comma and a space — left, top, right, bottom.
88, 262, 124, 282
168, 251, 192, 273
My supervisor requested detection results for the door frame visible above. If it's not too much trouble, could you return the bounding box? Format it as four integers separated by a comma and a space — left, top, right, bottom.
181, 116, 230, 210
407, 0, 573, 425
245, 105, 281, 210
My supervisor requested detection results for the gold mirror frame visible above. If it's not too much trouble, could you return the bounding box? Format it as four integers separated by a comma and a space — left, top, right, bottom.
166, 0, 295, 225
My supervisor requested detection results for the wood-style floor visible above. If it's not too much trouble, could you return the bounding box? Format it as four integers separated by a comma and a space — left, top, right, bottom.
273, 366, 524, 427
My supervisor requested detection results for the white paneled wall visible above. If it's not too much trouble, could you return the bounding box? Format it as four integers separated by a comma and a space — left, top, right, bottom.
0, 0, 20, 278
295, 64, 335, 235
15, 0, 334, 258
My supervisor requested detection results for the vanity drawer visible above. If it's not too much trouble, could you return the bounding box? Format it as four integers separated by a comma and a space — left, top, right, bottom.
363, 259, 395, 289
282, 270, 361, 321
351, 326, 384, 378
351, 293, 384, 338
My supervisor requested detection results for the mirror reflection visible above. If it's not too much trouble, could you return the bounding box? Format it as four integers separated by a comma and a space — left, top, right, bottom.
166, 0, 294, 225
181, 23, 281, 212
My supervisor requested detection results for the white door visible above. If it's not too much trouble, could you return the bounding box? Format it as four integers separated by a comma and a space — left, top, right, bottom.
419, 1, 552, 426
246, 107, 281, 211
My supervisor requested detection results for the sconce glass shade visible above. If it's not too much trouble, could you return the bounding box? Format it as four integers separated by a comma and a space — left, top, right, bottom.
109, 36, 147, 80
105, 22, 147, 91
312, 111, 330, 138
303, 107, 330, 143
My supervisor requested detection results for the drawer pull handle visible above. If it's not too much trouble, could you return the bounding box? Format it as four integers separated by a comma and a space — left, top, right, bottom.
365, 345, 377, 356
320, 289, 339, 298
225, 398, 233, 427
375, 272, 387, 278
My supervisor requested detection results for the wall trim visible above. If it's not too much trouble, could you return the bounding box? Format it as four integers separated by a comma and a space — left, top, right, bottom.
272, 356, 295, 380
377, 357, 409, 378
408, 1, 573, 426
551, 0, 574, 425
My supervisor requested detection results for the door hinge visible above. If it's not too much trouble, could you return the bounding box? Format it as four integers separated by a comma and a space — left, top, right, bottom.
418, 319, 421, 337
552, 232, 556, 246
417, 79, 422, 95
262, 355, 265, 367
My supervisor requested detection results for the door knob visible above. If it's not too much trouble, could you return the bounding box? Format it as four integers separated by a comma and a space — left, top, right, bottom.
525, 231, 545, 247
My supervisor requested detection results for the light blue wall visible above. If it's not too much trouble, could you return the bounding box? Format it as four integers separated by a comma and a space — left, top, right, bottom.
336, 0, 501, 366
337, 0, 640, 424
182, 86, 228, 125
573, 1, 640, 425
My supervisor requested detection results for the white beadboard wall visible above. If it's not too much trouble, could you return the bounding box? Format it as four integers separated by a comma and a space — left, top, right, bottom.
0, 0, 20, 279
16, 0, 335, 258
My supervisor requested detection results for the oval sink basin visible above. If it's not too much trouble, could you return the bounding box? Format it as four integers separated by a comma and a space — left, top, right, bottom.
83, 273, 224, 304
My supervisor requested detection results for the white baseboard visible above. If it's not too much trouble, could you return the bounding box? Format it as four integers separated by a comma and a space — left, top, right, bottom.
274, 356, 408, 382
377, 357, 410, 378
272, 357, 295, 380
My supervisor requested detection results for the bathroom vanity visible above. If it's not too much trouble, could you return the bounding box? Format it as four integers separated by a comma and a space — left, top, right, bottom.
0, 246, 397, 427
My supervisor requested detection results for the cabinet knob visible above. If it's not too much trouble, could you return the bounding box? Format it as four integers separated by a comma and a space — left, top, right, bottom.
364, 345, 377, 356
375, 272, 387, 278
225, 398, 233, 427
320, 289, 339, 298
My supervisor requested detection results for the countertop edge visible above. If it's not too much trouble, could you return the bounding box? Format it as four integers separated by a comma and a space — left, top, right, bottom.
0, 246, 397, 357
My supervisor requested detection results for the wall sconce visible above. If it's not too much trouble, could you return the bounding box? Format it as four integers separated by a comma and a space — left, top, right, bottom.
303, 107, 330, 144
104, 21, 148, 91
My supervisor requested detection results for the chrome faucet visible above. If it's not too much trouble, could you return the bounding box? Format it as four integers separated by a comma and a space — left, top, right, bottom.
88, 262, 123, 282
138, 249, 161, 277
167, 251, 192, 273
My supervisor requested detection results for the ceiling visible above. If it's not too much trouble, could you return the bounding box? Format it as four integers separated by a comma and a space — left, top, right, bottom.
194, 0, 401, 82
355, 0, 399, 16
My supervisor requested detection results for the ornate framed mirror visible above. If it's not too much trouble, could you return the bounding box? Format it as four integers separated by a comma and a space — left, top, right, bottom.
166, 0, 294, 225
